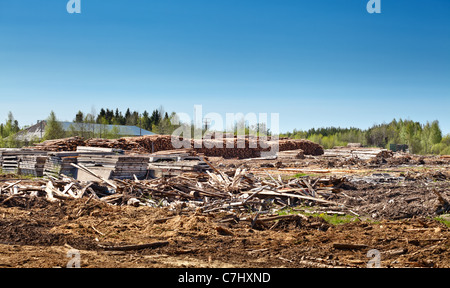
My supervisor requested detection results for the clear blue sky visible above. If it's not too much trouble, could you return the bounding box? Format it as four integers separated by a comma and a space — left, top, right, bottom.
0, 0, 449, 134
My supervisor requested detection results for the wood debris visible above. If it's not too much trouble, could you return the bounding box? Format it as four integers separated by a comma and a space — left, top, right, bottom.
0, 159, 353, 228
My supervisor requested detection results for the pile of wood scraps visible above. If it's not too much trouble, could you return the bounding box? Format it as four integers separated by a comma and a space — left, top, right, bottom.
0, 162, 356, 228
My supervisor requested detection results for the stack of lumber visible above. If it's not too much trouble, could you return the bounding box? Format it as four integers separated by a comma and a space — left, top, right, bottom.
1, 154, 19, 174
19, 155, 47, 177
76, 146, 124, 154
148, 160, 210, 177
77, 154, 150, 180
0, 149, 48, 175
149, 149, 199, 162
277, 149, 305, 160
44, 152, 79, 178
323, 147, 393, 160
112, 156, 150, 179
441, 155, 450, 160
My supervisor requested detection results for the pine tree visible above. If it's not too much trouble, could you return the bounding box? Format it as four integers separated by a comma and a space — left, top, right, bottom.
44, 111, 65, 140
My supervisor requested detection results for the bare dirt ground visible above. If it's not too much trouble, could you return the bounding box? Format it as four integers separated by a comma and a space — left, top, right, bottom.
0, 155, 449, 268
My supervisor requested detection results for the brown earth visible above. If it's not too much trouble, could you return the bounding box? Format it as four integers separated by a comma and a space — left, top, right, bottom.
1, 185, 449, 268
1, 154, 449, 268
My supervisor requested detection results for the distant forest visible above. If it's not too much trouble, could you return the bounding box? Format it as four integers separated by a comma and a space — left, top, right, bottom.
1, 109, 449, 155
281, 119, 450, 155
73, 107, 176, 135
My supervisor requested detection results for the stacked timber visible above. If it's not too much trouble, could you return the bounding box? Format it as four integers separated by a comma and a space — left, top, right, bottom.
31, 137, 85, 152
19, 155, 47, 177
2, 154, 19, 174
76, 146, 124, 154
148, 160, 210, 178
323, 147, 393, 160
277, 149, 305, 160
149, 149, 198, 162
44, 152, 79, 178
77, 154, 150, 180
0, 149, 48, 175
29, 135, 324, 159
113, 156, 150, 179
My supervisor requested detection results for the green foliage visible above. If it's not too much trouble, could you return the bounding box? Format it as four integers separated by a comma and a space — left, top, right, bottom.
0, 112, 25, 148
43, 111, 65, 140
94, 107, 168, 133
434, 215, 450, 228
277, 208, 358, 225
281, 119, 450, 155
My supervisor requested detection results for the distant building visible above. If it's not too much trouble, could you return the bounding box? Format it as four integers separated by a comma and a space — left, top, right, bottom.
15, 121, 155, 142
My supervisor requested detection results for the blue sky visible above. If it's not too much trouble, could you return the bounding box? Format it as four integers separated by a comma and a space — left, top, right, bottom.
0, 0, 449, 134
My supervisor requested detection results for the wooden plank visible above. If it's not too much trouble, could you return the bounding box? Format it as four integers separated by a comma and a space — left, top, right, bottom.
98, 241, 169, 251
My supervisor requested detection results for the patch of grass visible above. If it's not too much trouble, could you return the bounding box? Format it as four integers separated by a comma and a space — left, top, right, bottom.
276, 207, 359, 225
291, 173, 322, 178
317, 213, 359, 225
434, 215, 450, 228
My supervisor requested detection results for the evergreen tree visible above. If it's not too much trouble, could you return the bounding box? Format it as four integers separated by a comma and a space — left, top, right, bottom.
44, 111, 65, 140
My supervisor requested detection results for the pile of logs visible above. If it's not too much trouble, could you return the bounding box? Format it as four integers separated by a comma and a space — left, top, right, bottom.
30, 137, 85, 152
278, 139, 324, 156
29, 136, 324, 159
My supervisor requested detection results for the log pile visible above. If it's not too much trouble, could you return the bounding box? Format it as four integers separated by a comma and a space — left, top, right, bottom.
31, 137, 85, 152
29, 135, 324, 159
278, 139, 324, 156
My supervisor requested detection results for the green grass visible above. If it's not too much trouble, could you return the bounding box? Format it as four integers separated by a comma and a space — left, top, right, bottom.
277, 207, 359, 225
434, 215, 450, 228
291, 173, 322, 178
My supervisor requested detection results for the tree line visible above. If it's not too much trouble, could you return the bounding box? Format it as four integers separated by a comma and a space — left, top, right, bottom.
282, 119, 450, 155
70, 107, 177, 138
1, 110, 450, 156
0, 107, 178, 147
